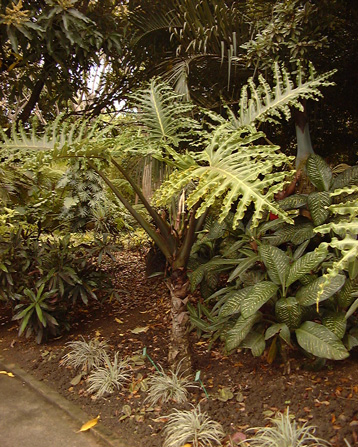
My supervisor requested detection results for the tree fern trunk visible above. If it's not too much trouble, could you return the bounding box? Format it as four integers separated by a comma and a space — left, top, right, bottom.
166, 269, 192, 371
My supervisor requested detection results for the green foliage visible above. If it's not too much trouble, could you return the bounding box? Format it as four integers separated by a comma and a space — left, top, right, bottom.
145, 360, 197, 406
245, 408, 330, 447
0, 229, 115, 342
87, 353, 131, 398
163, 405, 224, 447
62, 337, 109, 373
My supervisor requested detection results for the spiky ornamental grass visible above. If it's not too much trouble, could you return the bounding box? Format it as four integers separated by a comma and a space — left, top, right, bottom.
145, 360, 198, 406
245, 409, 330, 447
61, 337, 108, 373
87, 353, 131, 398
163, 405, 224, 447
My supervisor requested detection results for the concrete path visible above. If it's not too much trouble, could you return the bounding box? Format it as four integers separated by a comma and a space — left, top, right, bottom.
0, 359, 125, 447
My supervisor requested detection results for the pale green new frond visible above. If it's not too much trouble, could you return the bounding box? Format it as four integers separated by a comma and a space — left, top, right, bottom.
157, 128, 295, 229
234, 63, 336, 128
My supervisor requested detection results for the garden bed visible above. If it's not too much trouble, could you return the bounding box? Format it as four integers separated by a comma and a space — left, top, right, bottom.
0, 250, 357, 446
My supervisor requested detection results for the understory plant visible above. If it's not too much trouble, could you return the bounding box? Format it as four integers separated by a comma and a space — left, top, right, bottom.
0, 229, 115, 342
163, 405, 224, 447
62, 337, 109, 373
244, 408, 330, 447
188, 155, 358, 361
145, 360, 197, 405
87, 353, 131, 398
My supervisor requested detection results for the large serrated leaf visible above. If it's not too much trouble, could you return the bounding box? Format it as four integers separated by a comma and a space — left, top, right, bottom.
219, 287, 252, 317
323, 312, 347, 339
241, 282, 278, 318
295, 321, 349, 360
259, 245, 289, 287
286, 246, 328, 288
241, 331, 266, 357
306, 154, 332, 192
296, 274, 345, 306
307, 192, 331, 226
225, 313, 261, 352
275, 297, 302, 329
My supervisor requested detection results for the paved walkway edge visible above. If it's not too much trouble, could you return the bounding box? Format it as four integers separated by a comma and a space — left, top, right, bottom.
0, 356, 126, 447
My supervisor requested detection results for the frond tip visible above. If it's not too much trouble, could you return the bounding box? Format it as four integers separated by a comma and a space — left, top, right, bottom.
234, 62, 337, 128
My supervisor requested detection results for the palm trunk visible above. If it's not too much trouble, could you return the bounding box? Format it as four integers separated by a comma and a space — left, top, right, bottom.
166, 268, 192, 372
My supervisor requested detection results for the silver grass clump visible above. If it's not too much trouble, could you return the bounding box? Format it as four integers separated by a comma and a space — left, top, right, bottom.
145, 359, 198, 406
87, 353, 131, 398
163, 405, 224, 447
61, 336, 108, 373
245, 408, 330, 447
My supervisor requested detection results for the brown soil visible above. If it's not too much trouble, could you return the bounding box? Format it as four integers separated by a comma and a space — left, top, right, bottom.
1, 250, 358, 446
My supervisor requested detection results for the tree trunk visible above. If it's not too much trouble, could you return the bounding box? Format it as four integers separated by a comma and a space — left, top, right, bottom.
294, 99, 315, 168
166, 268, 192, 372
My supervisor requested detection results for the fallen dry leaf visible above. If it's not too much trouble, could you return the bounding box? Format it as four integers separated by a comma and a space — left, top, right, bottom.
130, 326, 149, 334
0, 370, 14, 377
77, 415, 100, 432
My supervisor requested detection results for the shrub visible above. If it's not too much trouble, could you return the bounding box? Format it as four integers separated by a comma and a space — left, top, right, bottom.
244, 409, 330, 447
0, 229, 115, 342
163, 405, 224, 447
145, 360, 197, 405
61, 337, 108, 373
87, 353, 131, 398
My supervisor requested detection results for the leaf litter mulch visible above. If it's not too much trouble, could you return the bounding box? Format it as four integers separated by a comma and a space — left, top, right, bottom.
1, 250, 358, 447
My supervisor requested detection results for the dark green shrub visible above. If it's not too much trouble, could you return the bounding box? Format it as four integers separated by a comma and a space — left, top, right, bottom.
0, 228, 117, 342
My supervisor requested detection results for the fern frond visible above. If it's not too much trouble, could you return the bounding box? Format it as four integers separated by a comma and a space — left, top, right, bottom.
156, 127, 295, 229
234, 63, 336, 128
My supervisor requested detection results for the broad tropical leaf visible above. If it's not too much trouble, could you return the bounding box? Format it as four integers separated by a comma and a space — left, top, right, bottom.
332, 165, 358, 191
295, 274, 346, 307
240, 331, 266, 357
286, 245, 328, 288
295, 321, 349, 360
306, 154, 332, 191
219, 287, 253, 317
259, 245, 289, 288
225, 312, 261, 352
337, 278, 357, 309
227, 255, 259, 282
275, 297, 302, 329
322, 312, 347, 339
265, 323, 291, 345
307, 191, 331, 226
241, 282, 278, 318
278, 194, 307, 210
